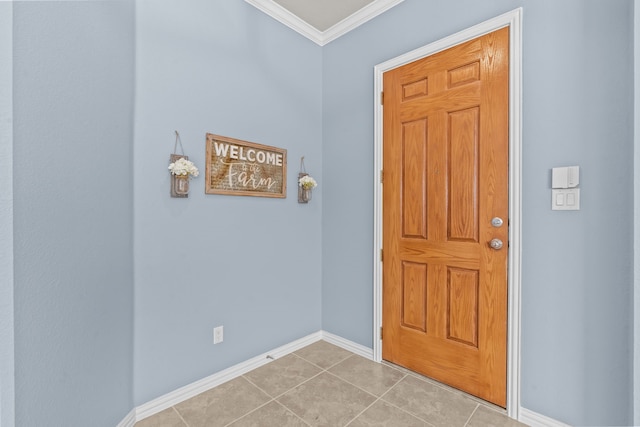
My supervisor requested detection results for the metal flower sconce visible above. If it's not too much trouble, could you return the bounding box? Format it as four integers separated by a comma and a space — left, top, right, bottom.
298, 156, 317, 203
169, 131, 199, 198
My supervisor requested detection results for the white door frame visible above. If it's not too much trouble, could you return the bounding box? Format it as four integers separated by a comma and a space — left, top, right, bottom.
372, 8, 523, 420
0, 2, 15, 426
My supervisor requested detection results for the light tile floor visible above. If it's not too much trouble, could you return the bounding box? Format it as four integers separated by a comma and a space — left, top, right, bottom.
135, 340, 528, 427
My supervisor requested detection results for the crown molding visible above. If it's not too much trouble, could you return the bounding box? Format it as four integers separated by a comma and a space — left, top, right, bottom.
322, 0, 405, 45
245, 0, 324, 45
245, 0, 405, 46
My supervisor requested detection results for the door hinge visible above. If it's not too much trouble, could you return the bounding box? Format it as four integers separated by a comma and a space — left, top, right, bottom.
380, 326, 383, 340
380, 248, 383, 262
380, 91, 384, 105
380, 170, 384, 183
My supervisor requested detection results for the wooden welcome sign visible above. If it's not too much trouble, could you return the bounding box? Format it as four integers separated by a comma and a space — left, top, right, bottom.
205, 133, 287, 198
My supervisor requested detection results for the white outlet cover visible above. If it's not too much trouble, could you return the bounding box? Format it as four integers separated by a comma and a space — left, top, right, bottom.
213, 326, 224, 344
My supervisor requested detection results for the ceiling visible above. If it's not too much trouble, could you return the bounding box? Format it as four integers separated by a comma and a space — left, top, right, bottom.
273, 0, 375, 32
245, 0, 405, 46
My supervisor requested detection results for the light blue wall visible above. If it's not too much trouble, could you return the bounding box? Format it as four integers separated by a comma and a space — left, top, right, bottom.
12, 2, 135, 426
133, 0, 323, 405
0, 3, 14, 426
322, 0, 634, 425
5, 1, 636, 425
635, 1, 640, 424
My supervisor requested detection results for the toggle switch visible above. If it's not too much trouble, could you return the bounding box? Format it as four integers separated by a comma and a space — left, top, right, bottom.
552, 189, 580, 210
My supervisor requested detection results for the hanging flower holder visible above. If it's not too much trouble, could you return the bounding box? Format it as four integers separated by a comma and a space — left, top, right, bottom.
173, 173, 190, 196
169, 131, 199, 198
298, 156, 317, 204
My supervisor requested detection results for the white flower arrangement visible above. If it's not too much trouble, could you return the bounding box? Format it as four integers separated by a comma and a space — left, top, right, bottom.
168, 157, 199, 178
298, 175, 318, 190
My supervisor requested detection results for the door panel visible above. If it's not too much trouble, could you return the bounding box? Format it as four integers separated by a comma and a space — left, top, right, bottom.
401, 119, 428, 239
448, 107, 479, 242
447, 267, 479, 347
401, 261, 428, 332
382, 27, 509, 407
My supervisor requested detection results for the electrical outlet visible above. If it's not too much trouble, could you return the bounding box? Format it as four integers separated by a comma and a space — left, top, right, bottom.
213, 326, 223, 344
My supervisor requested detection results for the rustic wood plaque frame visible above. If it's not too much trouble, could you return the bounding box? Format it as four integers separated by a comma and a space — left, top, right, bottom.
205, 133, 287, 198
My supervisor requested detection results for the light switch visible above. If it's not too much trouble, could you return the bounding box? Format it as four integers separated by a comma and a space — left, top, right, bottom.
552, 189, 580, 210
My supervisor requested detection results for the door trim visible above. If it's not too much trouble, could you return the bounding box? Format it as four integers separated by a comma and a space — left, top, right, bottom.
372, 8, 522, 419
0, 3, 15, 426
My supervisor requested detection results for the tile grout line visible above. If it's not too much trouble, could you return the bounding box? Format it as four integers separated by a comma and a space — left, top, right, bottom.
223, 378, 276, 426
343, 398, 379, 427
289, 352, 331, 371
241, 373, 278, 398
271, 369, 327, 400
324, 369, 386, 401
327, 369, 437, 427
221, 398, 275, 427
342, 373, 408, 427
241, 353, 325, 400
243, 371, 324, 400
226, 372, 313, 427
383, 360, 506, 416
463, 403, 481, 427
235, 352, 337, 426
139, 343, 508, 427
293, 351, 355, 372
171, 406, 190, 427
364, 373, 438, 427
318, 353, 442, 426
273, 399, 313, 427
280, 351, 376, 426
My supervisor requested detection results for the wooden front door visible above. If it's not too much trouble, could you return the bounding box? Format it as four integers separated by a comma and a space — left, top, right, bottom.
382, 27, 509, 407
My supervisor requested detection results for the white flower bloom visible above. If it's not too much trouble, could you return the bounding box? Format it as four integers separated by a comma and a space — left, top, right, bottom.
298, 175, 318, 190
169, 158, 200, 178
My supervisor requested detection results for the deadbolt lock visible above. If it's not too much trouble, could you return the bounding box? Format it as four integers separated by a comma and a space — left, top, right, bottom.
491, 217, 504, 227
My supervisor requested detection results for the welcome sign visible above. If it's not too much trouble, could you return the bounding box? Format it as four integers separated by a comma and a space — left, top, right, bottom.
205, 133, 287, 198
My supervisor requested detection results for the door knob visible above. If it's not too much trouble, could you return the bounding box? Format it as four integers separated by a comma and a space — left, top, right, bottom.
489, 238, 503, 250
491, 217, 504, 227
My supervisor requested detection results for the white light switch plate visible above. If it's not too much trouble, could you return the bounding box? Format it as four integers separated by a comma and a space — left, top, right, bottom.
552, 188, 580, 210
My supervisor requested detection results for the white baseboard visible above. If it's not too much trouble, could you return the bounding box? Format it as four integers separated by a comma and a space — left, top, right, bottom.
519, 407, 571, 427
321, 331, 374, 360
115, 408, 135, 427
119, 332, 575, 427
133, 331, 323, 423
